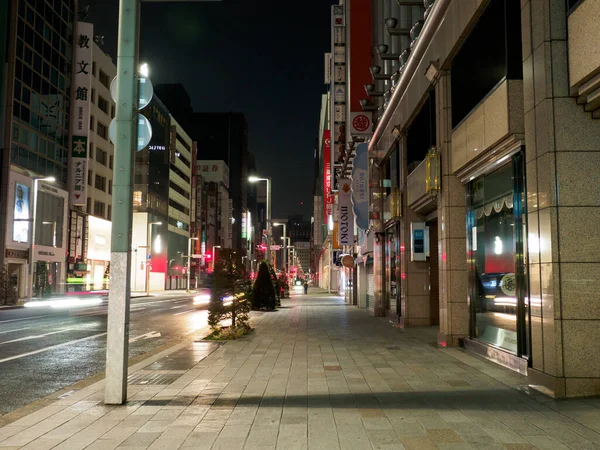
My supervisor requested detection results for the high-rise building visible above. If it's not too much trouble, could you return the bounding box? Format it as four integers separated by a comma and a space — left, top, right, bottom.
0, 0, 76, 298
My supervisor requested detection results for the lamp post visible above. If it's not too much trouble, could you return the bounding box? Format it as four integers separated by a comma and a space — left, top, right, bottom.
186, 237, 198, 292
146, 221, 161, 296
248, 176, 271, 263
273, 222, 286, 272
212, 245, 221, 272
29, 176, 55, 300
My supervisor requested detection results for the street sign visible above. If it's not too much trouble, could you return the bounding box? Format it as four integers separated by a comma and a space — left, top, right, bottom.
110, 74, 153, 109
109, 114, 152, 152
270, 245, 281, 251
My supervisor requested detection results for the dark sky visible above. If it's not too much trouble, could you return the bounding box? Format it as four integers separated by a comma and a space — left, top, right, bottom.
87, 0, 336, 220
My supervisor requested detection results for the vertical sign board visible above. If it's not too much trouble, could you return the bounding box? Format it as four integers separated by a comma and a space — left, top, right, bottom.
410, 222, 427, 262
337, 179, 354, 246
331, 4, 346, 188
349, 0, 373, 136
351, 143, 369, 230
323, 130, 334, 219
69, 22, 93, 206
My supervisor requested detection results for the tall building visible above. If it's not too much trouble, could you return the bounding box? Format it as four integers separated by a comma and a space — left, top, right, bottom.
131, 96, 193, 291
317, 0, 600, 398
0, 0, 75, 298
67, 28, 116, 291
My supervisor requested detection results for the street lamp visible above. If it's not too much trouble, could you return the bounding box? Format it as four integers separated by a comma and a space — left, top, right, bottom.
273, 222, 286, 272
248, 176, 271, 264
186, 237, 198, 292
29, 176, 55, 300
146, 221, 162, 296
212, 245, 221, 272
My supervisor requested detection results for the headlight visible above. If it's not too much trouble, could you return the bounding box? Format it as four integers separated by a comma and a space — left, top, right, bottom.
193, 294, 211, 305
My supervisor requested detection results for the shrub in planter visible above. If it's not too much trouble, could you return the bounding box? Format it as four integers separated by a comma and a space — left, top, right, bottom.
208, 249, 251, 339
251, 261, 277, 310
269, 264, 281, 307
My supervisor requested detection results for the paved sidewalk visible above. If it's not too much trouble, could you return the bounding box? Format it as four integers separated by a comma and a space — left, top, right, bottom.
1, 291, 600, 449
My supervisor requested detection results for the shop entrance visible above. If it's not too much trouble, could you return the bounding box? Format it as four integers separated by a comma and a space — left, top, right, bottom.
467, 151, 529, 358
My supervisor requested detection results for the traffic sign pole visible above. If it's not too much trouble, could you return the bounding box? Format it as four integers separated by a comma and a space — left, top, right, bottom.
104, 0, 139, 405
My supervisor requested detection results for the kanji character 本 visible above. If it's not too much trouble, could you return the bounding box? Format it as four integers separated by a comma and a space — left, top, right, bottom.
73, 138, 86, 157
76, 61, 89, 75
77, 34, 90, 49
75, 87, 88, 101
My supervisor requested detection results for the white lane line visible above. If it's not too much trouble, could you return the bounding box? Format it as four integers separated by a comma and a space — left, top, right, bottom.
0, 329, 72, 345
170, 305, 185, 309
0, 314, 54, 324
0, 332, 107, 364
0, 326, 33, 335
174, 310, 193, 316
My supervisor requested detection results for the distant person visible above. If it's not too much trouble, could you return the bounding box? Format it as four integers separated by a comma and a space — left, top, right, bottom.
303, 280, 308, 295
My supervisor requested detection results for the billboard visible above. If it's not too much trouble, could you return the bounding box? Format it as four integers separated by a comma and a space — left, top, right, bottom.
323, 130, 334, 219
13, 183, 30, 243
337, 179, 354, 246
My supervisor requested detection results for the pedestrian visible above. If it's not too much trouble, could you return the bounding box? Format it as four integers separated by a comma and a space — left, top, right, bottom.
303, 280, 308, 295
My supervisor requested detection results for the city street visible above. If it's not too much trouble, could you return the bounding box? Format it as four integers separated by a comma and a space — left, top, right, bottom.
0, 293, 210, 415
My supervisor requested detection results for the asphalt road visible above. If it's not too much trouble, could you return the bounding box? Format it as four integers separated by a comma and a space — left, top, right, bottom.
0, 292, 210, 415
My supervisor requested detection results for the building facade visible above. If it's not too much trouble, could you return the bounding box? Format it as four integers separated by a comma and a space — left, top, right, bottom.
0, 0, 75, 298
316, 0, 600, 398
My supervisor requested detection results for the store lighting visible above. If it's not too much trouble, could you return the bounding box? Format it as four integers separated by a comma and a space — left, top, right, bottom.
494, 236, 503, 255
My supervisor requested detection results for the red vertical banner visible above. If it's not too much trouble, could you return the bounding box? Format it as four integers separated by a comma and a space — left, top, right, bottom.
323, 130, 333, 219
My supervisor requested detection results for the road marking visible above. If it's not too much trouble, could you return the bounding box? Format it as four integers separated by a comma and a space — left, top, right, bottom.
0, 332, 107, 364
129, 331, 161, 343
171, 305, 185, 309
0, 315, 53, 324
0, 326, 33, 335
0, 329, 71, 345
174, 310, 193, 316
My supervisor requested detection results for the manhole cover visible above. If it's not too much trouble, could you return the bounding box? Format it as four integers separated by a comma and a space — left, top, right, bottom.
128, 373, 181, 385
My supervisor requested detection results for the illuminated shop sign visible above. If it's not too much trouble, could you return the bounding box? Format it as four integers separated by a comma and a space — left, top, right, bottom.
13, 183, 30, 243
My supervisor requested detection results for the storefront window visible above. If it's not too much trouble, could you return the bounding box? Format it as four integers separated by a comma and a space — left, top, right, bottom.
468, 162, 524, 354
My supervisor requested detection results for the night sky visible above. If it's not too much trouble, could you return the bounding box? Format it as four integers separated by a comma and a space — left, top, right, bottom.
87, 0, 337, 220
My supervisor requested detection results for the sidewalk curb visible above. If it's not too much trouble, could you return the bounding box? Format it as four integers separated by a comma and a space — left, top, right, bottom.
0, 335, 199, 427
0, 304, 24, 310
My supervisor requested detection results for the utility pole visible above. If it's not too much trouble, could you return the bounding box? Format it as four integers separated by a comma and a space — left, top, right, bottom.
104, 0, 139, 405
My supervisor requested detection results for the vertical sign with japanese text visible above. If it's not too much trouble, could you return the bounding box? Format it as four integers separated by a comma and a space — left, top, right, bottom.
323, 130, 334, 220
330, 3, 346, 192
69, 22, 93, 206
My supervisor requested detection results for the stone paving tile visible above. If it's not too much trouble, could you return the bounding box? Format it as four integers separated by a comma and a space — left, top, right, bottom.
4, 291, 600, 450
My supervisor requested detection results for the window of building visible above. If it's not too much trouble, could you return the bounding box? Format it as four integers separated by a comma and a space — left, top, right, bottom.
93, 201, 106, 217
109, 155, 113, 169
111, 105, 115, 118
92, 61, 97, 76
89, 142, 94, 159
90, 115, 95, 131
107, 205, 112, 221
96, 147, 107, 166
91, 88, 96, 104
97, 122, 108, 140
88, 170, 93, 186
98, 96, 108, 114
98, 70, 110, 89
133, 191, 142, 206
108, 180, 112, 195
169, 181, 190, 199
87, 197, 92, 214
95, 174, 106, 191
169, 199, 190, 216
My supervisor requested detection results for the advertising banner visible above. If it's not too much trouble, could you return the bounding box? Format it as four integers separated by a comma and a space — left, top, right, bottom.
13, 183, 30, 243
351, 143, 369, 229
323, 130, 334, 219
69, 22, 93, 206
337, 179, 354, 246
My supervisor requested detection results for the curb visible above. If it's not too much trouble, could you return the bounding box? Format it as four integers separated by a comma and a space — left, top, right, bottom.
0, 304, 24, 310
0, 335, 197, 427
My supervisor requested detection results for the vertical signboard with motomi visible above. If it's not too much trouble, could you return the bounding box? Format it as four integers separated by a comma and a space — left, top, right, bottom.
337, 179, 354, 246
69, 22, 93, 206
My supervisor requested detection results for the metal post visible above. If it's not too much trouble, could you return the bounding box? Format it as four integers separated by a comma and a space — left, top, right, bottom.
104, 0, 140, 405
186, 237, 197, 292
146, 222, 151, 296
282, 224, 286, 273
266, 177, 271, 264
28, 179, 39, 300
